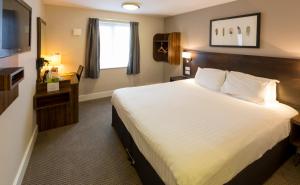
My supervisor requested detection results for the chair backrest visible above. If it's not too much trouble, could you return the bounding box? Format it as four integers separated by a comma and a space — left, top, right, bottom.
76, 65, 84, 81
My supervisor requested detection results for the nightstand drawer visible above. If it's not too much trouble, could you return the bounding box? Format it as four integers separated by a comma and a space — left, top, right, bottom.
291, 114, 300, 166
291, 115, 300, 146
291, 123, 300, 147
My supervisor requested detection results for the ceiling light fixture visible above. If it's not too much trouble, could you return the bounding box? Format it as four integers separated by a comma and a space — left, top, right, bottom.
122, 2, 140, 11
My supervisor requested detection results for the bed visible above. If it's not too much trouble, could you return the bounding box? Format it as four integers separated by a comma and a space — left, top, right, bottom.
111, 51, 300, 185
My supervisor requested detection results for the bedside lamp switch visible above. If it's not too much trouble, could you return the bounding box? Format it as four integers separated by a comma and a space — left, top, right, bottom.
185, 66, 191, 75
185, 70, 190, 75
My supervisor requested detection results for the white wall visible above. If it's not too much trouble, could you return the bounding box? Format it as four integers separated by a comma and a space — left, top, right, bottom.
45, 5, 165, 96
0, 0, 44, 184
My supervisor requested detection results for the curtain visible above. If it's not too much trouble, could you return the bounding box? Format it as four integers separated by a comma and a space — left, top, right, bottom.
85, 18, 100, 79
168, 32, 181, 65
127, 22, 140, 75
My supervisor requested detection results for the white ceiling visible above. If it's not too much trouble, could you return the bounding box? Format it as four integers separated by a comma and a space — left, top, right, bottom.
43, 0, 237, 16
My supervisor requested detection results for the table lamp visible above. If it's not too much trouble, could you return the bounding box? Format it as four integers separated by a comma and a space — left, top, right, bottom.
48, 53, 61, 76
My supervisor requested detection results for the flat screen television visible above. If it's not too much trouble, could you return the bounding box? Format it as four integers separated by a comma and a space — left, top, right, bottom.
0, 0, 31, 58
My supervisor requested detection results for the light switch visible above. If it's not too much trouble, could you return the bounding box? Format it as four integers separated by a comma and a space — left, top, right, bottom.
72, 28, 82, 36
185, 70, 190, 75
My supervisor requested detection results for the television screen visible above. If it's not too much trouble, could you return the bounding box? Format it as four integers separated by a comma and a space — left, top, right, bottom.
0, 0, 31, 58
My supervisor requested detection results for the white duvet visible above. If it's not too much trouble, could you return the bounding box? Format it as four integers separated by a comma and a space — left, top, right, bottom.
111, 79, 298, 185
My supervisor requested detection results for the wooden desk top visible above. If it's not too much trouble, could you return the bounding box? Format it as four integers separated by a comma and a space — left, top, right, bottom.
36, 72, 78, 94
34, 87, 71, 98
59, 73, 78, 84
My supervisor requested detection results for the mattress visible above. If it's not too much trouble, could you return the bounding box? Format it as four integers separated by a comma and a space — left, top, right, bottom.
111, 79, 298, 185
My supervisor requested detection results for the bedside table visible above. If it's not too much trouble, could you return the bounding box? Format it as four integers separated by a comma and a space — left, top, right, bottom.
290, 114, 300, 166
170, 76, 189, 82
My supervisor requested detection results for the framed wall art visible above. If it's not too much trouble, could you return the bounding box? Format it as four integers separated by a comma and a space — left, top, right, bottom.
210, 13, 261, 48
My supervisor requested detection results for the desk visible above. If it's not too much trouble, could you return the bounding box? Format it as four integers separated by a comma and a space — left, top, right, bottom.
34, 73, 79, 132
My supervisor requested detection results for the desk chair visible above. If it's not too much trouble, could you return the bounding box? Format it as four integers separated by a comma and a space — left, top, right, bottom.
76, 65, 84, 81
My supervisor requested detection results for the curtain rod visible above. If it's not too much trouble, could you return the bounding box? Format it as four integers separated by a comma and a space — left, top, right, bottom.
90, 17, 139, 24
98, 18, 131, 23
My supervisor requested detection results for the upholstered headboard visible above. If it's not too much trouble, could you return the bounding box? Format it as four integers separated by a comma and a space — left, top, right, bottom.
183, 50, 300, 110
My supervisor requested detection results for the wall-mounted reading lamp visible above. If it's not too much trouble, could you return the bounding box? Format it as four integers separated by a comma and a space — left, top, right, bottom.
182, 51, 192, 63
182, 51, 192, 76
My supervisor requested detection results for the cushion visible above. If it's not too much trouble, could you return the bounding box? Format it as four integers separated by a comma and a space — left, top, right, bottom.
194, 67, 227, 91
221, 71, 279, 104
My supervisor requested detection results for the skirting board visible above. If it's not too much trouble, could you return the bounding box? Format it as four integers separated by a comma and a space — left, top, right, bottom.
13, 125, 38, 185
79, 90, 113, 102
79, 82, 164, 103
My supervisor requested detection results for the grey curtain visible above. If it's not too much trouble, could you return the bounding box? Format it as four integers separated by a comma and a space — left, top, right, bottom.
127, 22, 140, 74
85, 18, 100, 79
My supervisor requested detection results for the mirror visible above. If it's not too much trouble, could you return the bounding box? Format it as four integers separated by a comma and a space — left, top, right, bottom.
37, 17, 46, 59
36, 17, 47, 82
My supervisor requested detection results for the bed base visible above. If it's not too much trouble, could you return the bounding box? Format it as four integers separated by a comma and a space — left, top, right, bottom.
112, 106, 295, 185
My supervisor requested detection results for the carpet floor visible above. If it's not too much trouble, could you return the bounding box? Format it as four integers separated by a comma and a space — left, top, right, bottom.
22, 98, 300, 185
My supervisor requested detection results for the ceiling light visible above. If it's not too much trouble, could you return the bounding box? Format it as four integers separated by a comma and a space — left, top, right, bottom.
122, 2, 140, 11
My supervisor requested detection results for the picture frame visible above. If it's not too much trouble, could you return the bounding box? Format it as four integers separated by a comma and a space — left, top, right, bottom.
209, 13, 261, 48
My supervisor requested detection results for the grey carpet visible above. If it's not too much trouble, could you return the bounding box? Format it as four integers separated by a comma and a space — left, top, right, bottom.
22, 98, 300, 185
22, 98, 141, 185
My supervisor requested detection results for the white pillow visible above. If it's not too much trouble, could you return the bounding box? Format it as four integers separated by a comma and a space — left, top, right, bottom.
221, 71, 279, 104
194, 67, 227, 91
264, 81, 278, 104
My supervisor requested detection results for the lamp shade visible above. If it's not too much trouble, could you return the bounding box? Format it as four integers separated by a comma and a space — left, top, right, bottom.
182, 52, 192, 59
49, 53, 61, 66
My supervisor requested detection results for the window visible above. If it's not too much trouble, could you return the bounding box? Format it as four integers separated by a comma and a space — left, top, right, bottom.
99, 21, 130, 69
